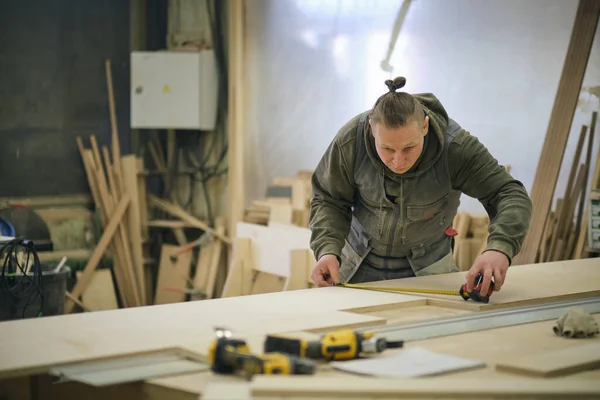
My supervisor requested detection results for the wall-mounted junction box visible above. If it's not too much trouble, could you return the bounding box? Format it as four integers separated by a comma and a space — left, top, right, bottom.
130, 50, 218, 130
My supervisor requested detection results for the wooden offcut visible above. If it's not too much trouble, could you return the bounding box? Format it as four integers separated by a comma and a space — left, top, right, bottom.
495, 343, 600, 377
154, 244, 192, 305
77, 270, 119, 311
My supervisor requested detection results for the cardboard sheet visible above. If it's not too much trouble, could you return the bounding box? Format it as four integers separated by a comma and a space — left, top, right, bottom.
330, 347, 485, 378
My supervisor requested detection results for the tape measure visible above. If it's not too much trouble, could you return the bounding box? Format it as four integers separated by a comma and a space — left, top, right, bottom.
335, 282, 461, 297
335, 273, 494, 303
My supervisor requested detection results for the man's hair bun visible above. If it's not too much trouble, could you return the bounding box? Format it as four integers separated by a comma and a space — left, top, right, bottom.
371, 76, 423, 128
385, 76, 407, 92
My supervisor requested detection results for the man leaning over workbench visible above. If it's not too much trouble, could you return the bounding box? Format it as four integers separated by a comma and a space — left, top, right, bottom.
308, 76, 532, 295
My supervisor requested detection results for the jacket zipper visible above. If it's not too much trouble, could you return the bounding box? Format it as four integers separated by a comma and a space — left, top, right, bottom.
400, 179, 405, 244
384, 178, 403, 267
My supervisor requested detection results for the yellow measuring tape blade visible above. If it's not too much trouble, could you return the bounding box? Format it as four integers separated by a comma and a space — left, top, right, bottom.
338, 283, 462, 297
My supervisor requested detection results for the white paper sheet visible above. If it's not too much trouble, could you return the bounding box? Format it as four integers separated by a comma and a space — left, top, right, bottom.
330, 347, 486, 378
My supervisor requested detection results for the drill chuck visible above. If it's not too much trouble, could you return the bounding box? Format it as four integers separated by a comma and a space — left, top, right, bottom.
361, 336, 388, 354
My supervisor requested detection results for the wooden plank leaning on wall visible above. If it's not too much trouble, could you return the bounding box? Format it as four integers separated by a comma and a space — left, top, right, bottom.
513, 0, 600, 265
227, 0, 246, 240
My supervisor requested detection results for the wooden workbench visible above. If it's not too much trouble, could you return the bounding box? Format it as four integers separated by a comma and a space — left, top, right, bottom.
0, 258, 599, 399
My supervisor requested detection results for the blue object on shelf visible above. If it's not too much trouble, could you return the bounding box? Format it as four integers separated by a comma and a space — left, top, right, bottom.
0, 217, 15, 237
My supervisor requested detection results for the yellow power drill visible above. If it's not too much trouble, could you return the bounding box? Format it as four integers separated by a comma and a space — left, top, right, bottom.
264, 328, 403, 361
207, 327, 316, 379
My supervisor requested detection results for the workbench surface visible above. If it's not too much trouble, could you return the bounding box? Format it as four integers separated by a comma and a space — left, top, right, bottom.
1, 258, 599, 399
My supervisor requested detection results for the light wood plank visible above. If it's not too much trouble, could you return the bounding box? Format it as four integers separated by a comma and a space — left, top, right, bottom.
121, 155, 146, 305
204, 218, 226, 299
514, 0, 600, 265
250, 376, 600, 398
227, 0, 246, 238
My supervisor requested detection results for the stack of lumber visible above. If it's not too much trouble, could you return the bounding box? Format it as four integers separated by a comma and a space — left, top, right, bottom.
244, 170, 313, 227
70, 136, 146, 311
538, 111, 599, 262
71, 136, 232, 310
64, 60, 149, 312
149, 195, 231, 303
142, 127, 233, 303
221, 221, 315, 298
452, 212, 490, 271
65, 60, 233, 312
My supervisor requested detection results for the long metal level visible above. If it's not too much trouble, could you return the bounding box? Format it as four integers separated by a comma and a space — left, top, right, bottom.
361, 297, 600, 342
49, 350, 208, 387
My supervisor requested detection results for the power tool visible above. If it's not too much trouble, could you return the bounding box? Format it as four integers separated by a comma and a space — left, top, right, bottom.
264, 328, 403, 361
336, 273, 495, 304
207, 327, 316, 379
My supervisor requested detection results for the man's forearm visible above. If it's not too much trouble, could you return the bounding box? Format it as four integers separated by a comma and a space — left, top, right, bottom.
484, 181, 532, 262
448, 131, 533, 263
308, 137, 357, 261
309, 196, 352, 260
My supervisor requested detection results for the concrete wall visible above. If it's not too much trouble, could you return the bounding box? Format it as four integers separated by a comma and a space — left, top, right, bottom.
0, 0, 157, 198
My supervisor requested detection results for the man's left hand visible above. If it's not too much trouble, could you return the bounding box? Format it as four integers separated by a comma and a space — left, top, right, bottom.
466, 250, 510, 295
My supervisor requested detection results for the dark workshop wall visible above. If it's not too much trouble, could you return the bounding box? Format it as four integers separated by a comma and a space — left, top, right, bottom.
0, 0, 167, 198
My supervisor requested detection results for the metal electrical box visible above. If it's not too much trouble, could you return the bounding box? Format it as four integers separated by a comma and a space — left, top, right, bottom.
130, 50, 218, 130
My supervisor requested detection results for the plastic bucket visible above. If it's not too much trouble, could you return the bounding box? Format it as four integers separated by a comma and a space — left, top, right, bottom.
0, 263, 71, 322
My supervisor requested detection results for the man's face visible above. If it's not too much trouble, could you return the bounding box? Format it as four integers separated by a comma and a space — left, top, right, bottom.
370, 116, 429, 175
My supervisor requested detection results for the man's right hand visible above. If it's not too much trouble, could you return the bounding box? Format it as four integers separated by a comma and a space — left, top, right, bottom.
311, 254, 341, 287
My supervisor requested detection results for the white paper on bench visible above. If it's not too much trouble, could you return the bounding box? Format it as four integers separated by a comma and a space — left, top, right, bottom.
330, 347, 486, 378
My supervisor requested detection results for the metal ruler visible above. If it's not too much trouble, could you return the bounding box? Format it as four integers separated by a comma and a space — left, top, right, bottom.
359, 297, 600, 342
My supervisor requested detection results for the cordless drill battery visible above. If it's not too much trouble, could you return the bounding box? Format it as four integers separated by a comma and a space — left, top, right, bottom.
208, 328, 316, 378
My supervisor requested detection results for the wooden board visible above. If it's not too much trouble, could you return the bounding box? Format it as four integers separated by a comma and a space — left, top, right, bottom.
235, 221, 312, 278
495, 342, 600, 377
354, 257, 600, 310
200, 376, 600, 400
121, 155, 146, 305
249, 376, 600, 398
154, 244, 192, 305
514, 0, 600, 265
226, 0, 246, 238
268, 203, 293, 225
145, 314, 600, 398
76, 270, 118, 311
0, 258, 599, 387
0, 284, 422, 379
